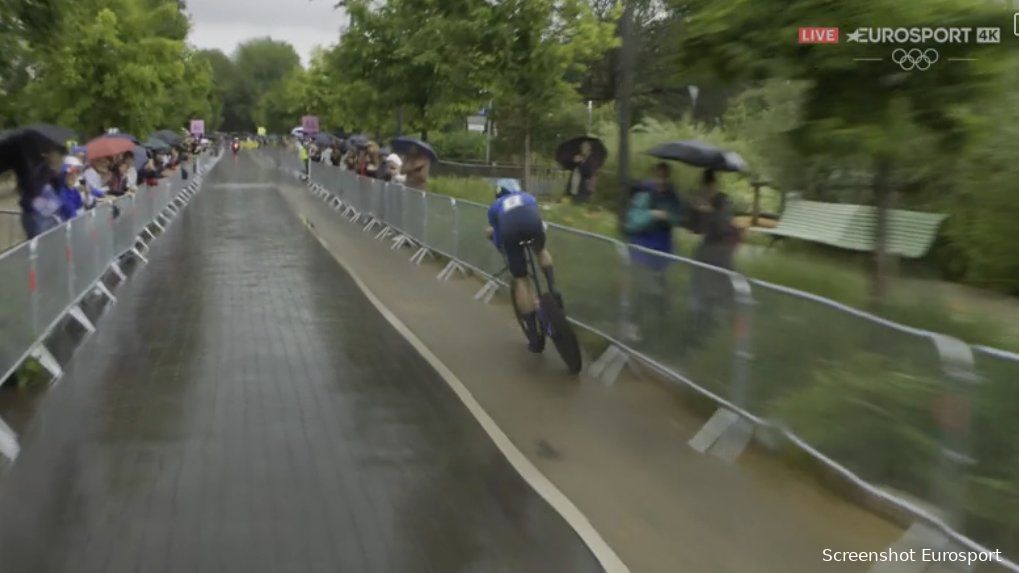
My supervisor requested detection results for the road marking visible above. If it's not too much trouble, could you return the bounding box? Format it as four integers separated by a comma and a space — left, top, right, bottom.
0, 415, 19, 462
302, 220, 631, 573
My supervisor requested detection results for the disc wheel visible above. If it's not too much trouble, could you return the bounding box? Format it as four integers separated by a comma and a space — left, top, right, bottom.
539, 293, 582, 374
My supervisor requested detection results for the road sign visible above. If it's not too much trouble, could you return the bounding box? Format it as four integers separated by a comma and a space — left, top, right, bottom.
189, 119, 205, 137
301, 116, 319, 135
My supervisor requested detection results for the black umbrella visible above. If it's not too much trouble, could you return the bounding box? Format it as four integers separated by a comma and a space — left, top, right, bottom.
151, 129, 183, 146
21, 123, 76, 148
0, 123, 76, 175
314, 132, 337, 146
391, 136, 438, 163
646, 140, 748, 172
555, 136, 608, 171
144, 138, 171, 151
346, 134, 369, 149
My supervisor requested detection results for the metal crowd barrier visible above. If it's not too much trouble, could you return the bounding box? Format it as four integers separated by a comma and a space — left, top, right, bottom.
0, 152, 222, 443
266, 149, 1019, 570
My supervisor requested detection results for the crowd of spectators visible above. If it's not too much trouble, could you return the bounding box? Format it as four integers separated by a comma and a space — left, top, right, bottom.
2, 127, 208, 240
299, 136, 431, 190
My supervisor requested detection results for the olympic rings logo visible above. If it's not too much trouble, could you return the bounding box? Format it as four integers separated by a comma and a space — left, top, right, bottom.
891, 48, 939, 71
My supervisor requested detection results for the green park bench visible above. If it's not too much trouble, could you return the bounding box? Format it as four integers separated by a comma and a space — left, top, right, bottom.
750, 197, 948, 258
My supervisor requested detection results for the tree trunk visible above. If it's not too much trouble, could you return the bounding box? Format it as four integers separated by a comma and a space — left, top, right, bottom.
396, 107, 403, 136
421, 129, 429, 143
523, 121, 532, 192
616, 0, 636, 195
870, 156, 893, 308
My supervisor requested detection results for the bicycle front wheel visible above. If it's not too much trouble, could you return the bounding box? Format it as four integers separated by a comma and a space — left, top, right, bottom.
539, 293, 582, 374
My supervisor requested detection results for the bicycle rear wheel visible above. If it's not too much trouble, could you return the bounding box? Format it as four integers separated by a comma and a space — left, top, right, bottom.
511, 281, 545, 353
539, 293, 582, 374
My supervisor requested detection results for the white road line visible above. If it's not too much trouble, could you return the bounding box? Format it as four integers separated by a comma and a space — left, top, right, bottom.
304, 225, 631, 573
0, 415, 20, 462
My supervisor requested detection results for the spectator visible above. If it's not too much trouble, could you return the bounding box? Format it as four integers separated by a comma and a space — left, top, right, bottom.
403, 145, 430, 190
18, 153, 63, 239
364, 142, 381, 178
687, 168, 740, 350
82, 157, 110, 199
55, 156, 89, 221
622, 162, 683, 343
569, 140, 598, 204
691, 169, 739, 270
381, 153, 406, 183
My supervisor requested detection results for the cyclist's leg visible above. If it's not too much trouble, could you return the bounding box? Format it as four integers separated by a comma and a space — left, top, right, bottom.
504, 241, 537, 314
533, 229, 558, 295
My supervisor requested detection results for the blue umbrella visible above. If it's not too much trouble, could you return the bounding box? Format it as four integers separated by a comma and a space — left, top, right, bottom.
391, 136, 438, 163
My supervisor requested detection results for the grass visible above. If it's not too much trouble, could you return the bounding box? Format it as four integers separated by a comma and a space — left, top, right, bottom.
429, 174, 1019, 352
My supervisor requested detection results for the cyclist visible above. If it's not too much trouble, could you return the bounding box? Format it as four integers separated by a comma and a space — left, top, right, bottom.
486, 178, 558, 351
231, 137, 241, 155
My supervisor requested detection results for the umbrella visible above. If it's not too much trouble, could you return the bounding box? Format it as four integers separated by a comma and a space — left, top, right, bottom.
21, 123, 76, 149
144, 138, 170, 151
85, 135, 136, 160
314, 132, 337, 146
108, 133, 140, 144
0, 124, 76, 168
151, 129, 183, 146
555, 136, 608, 171
391, 136, 438, 164
645, 140, 748, 172
131, 145, 149, 170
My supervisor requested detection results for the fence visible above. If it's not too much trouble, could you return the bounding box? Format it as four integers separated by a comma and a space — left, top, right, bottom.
0, 153, 220, 411
262, 148, 1018, 569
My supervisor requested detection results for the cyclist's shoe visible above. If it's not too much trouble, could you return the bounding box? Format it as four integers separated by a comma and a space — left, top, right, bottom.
551, 291, 565, 311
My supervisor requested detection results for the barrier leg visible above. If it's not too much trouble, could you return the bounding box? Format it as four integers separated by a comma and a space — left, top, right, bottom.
130, 246, 149, 265
688, 408, 753, 463
409, 247, 431, 265
94, 280, 117, 304
437, 260, 467, 282
110, 261, 127, 282
67, 304, 96, 334
473, 280, 500, 304
0, 415, 19, 463
375, 226, 393, 241
588, 344, 629, 386
364, 218, 380, 234
29, 344, 62, 381
391, 234, 414, 251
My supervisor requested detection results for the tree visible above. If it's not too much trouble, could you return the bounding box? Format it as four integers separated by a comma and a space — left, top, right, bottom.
228, 38, 301, 132
487, 0, 616, 188
678, 0, 1010, 305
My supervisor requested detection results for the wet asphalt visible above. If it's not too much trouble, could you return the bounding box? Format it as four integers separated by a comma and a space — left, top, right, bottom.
0, 155, 604, 573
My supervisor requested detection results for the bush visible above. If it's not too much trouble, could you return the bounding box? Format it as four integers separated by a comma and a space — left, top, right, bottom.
429, 131, 487, 163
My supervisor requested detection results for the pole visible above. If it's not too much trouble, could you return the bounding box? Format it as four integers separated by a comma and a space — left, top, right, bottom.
485, 99, 493, 165
616, 0, 636, 189
587, 100, 593, 135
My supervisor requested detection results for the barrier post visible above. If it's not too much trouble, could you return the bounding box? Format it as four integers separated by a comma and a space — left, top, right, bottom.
931, 334, 978, 530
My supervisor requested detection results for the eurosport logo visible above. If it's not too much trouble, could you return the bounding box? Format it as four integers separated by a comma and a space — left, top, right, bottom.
846, 27, 975, 43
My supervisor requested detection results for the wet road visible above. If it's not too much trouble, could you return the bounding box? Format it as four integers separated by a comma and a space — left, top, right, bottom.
0, 157, 604, 573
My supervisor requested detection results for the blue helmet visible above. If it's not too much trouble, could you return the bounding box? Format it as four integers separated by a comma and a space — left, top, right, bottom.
495, 178, 522, 199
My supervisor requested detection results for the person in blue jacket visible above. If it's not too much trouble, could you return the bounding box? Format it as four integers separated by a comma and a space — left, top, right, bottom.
621, 163, 683, 342
486, 178, 557, 351
54, 156, 88, 221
